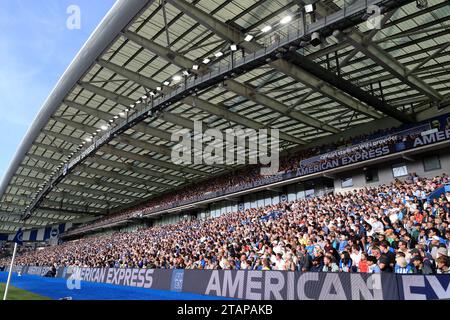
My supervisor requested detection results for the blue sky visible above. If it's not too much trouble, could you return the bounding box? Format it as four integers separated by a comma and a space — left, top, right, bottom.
0, 0, 116, 183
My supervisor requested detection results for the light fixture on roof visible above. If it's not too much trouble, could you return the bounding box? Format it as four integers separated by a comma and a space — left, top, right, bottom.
305, 4, 315, 13
93, 132, 97, 136
172, 75, 182, 82
82, 141, 86, 144
150, 91, 156, 96
136, 100, 141, 104
214, 51, 224, 58
119, 112, 125, 117
280, 16, 292, 24
416, 0, 428, 9
332, 30, 345, 43
125, 108, 129, 112
244, 34, 254, 42
114, 115, 119, 119
310, 32, 322, 47
230, 44, 238, 51
101, 125, 108, 131
142, 94, 148, 99
85, 137, 92, 142
130, 104, 135, 108
109, 119, 114, 123
261, 25, 272, 33
163, 80, 170, 86
202, 58, 211, 64
156, 86, 162, 91
182, 70, 190, 76
192, 64, 199, 70
96, 129, 101, 132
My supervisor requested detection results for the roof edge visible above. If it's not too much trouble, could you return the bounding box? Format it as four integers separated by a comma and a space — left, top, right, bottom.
0, 0, 153, 202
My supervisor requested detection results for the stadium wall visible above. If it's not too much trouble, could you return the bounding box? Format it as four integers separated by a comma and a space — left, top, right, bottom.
150, 148, 450, 226
10, 266, 450, 300
333, 148, 450, 193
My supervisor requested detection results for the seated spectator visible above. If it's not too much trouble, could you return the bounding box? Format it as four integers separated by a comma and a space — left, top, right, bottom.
366, 256, 381, 273
322, 254, 339, 272
411, 256, 433, 274
339, 251, 353, 272
1, 174, 447, 276
394, 254, 413, 274
436, 256, 449, 274
358, 253, 369, 273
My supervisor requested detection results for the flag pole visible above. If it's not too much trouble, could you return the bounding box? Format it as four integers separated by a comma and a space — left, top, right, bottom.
3, 242, 18, 300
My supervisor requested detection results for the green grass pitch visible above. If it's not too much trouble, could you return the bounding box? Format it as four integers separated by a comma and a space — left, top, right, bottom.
0, 283, 51, 300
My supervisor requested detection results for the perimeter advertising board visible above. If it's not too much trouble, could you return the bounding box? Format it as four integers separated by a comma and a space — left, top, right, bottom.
8, 267, 449, 300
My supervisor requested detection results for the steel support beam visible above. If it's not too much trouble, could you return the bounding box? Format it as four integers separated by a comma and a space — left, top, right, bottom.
58, 123, 207, 175
97, 59, 163, 89
97, 59, 305, 144
5, 192, 103, 209
13, 172, 136, 202
28, 145, 154, 195
123, 31, 206, 74
66, 173, 149, 196
346, 31, 443, 102
166, 0, 384, 121
80, 82, 135, 108
7, 180, 119, 208
95, 60, 268, 159
76, 84, 221, 175
86, 156, 185, 184
41, 129, 82, 146
38, 130, 181, 184
1, 205, 85, 220
64, 100, 173, 141
283, 52, 415, 123
122, 31, 307, 144
0, 212, 65, 224
224, 79, 340, 134
100, 144, 207, 177
182, 96, 306, 144
0, 220, 44, 229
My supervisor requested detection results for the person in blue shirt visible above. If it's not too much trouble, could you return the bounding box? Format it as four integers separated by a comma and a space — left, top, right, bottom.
338, 235, 348, 252
367, 256, 381, 273
394, 254, 414, 274
305, 240, 315, 257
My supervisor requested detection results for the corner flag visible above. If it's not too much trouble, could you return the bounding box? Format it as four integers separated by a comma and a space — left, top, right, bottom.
13, 228, 23, 246
3, 228, 23, 300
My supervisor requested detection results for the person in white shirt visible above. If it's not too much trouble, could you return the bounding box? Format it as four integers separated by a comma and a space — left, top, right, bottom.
350, 245, 362, 268
274, 253, 286, 270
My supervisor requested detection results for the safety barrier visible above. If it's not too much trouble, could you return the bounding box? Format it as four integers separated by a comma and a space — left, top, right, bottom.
9, 266, 450, 300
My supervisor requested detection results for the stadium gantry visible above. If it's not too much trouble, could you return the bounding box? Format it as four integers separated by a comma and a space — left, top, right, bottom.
0, 0, 449, 233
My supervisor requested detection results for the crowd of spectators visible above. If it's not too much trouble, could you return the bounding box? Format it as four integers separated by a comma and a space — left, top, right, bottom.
69, 119, 446, 233
2, 174, 449, 275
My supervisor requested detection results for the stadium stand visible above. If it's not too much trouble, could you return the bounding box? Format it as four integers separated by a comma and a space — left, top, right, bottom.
1, 173, 449, 275
0, 0, 450, 301
61, 114, 450, 235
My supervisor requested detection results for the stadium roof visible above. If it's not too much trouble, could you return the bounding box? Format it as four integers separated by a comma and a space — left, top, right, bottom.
0, 0, 449, 233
